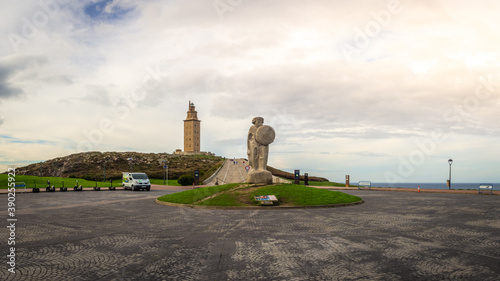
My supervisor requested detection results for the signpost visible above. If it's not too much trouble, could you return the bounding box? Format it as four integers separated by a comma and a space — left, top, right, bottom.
15, 182, 26, 193
163, 164, 168, 185
294, 170, 300, 185
194, 170, 200, 186
254, 195, 278, 205
304, 173, 309, 185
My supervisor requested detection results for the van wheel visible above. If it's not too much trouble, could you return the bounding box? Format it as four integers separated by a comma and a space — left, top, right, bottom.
146, 186, 150, 191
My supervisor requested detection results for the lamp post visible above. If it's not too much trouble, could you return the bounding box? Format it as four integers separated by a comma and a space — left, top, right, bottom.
448, 159, 453, 190
103, 156, 110, 182
127, 158, 133, 172
163, 160, 168, 185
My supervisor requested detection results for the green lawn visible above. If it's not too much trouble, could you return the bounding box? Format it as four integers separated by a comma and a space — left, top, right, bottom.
303, 181, 348, 187
0, 174, 117, 189
149, 179, 181, 186
0, 174, 181, 189
251, 184, 361, 206
157, 183, 362, 207
156, 183, 240, 204
195, 193, 244, 207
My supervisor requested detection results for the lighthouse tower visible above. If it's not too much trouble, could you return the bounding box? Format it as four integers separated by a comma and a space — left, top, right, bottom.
183, 101, 201, 153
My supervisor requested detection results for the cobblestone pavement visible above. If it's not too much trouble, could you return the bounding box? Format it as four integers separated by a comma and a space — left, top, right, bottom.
1, 189, 499, 280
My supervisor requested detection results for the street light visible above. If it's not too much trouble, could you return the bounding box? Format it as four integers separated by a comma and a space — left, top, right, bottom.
127, 158, 133, 172
448, 159, 453, 190
103, 156, 110, 182
163, 160, 168, 185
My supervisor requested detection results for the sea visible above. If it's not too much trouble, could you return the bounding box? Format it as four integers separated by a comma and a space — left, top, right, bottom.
370, 182, 498, 190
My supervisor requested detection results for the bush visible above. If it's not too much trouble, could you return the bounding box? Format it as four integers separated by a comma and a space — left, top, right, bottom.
177, 174, 194, 186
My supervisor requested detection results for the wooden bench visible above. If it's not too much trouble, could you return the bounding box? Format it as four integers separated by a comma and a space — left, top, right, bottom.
358, 181, 372, 190
478, 184, 493, 195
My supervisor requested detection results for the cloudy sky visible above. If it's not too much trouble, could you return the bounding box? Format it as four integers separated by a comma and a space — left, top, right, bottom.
1, 0, 499, 183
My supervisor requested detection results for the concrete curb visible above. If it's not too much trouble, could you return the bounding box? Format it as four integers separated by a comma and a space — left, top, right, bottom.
155, 198, 364, 210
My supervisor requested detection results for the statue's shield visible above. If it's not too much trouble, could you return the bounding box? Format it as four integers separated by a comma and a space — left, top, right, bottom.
255, 125, 275, 145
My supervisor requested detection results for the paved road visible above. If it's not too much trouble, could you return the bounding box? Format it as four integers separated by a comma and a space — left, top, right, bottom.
1, 189, 499, 280
204, 159, 247, 185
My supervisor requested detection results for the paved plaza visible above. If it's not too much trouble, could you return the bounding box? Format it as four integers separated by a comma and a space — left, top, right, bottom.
1, 188, 499, 280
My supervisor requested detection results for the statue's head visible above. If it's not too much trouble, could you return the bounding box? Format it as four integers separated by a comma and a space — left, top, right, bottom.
252, 117, 264, 127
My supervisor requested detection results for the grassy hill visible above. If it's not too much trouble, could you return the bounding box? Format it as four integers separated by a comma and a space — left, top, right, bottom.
5, 152, 331, 188
12, 151, 224, 182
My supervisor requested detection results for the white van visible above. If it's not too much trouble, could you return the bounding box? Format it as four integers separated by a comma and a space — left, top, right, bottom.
122, 172, 151, 191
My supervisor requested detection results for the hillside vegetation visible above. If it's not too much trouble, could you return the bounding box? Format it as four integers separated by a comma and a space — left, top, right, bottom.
13, 151, 224, 182
8, 152, 329, 184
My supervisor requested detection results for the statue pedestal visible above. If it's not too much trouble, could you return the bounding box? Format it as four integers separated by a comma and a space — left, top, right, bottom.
247, 170, 273, 184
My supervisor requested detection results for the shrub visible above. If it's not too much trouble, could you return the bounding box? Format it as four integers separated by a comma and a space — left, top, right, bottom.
177, 174, 194, 186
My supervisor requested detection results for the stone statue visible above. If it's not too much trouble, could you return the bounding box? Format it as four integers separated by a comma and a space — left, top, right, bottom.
247, 117, 275, 184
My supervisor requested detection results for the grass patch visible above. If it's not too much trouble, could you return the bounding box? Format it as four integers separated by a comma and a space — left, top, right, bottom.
0, 174, 118, 189
149, 179, 181, 186
195, 193, 244, 206
0, 174, 181, 189
157, 183, 362, 207
304, 181, 348, 187
251, 184, 361, 206
156, 183, 240, 204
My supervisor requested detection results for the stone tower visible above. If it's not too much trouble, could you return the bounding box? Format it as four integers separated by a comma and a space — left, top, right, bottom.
184, 101, 201, 152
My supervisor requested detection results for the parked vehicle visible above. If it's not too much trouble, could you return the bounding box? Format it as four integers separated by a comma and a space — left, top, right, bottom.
122, 172, 151, 191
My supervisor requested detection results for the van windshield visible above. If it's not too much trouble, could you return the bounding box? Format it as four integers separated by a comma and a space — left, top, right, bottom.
131, 173, 148, 179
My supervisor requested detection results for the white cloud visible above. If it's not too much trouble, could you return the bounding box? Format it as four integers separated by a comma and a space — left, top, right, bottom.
1, 0, 499, 183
